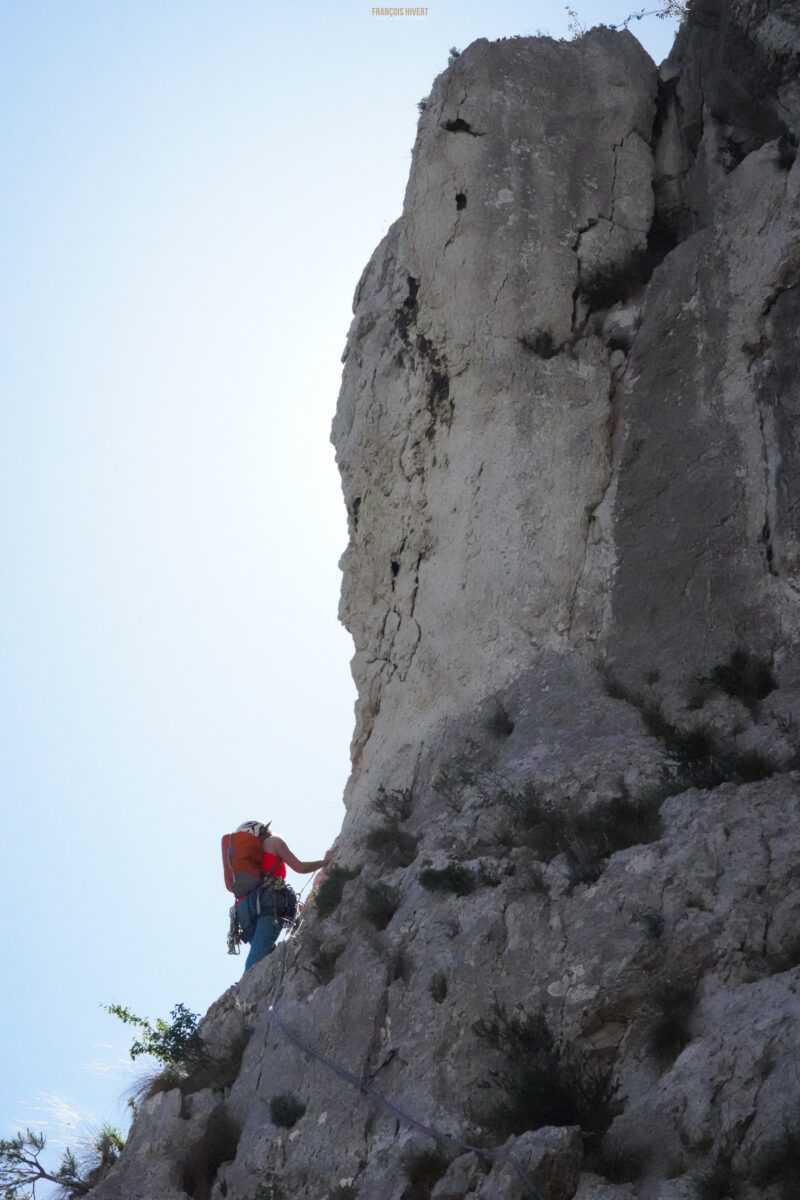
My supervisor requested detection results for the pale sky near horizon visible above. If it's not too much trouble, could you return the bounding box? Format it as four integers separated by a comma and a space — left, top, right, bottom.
0, 0, 679, 1179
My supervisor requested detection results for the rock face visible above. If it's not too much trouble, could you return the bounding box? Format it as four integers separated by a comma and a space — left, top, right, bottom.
93, 3, 800, 1199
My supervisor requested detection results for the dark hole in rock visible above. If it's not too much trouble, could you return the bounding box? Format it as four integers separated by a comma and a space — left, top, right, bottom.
444, 117, 477, 135
181, 1107, 240, 1200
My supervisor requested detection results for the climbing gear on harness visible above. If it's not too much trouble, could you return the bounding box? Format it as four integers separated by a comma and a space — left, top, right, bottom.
254, 876, 298, 924
227, 905, 243, 955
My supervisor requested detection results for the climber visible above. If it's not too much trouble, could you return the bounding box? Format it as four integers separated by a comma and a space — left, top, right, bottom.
231, 821, 331, 973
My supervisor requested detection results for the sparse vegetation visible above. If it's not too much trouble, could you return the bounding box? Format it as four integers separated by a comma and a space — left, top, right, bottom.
473, 1002, 616, 1141
589, 1138, 647, 1183
246, 1174, 284, 1200
765, 930, 800, 976
328, 1185, 357, 1200
637, 909, 665, 939
419, 862, 476, 896
694, 1155, 738, 1200
365, 825, 419, 868
129, 1030, 250, 1102
640, 700, 775, 788
577, 249, 653, 310
268, 1093, 306, 1129
708, 648, 776, 711
307, 938, 344, 986
649, 980, 696, 1066
374, 786, 412, 823
518, 330, 559, 359
602, 673, 779, 790
401, 1143, 451, 1198
429, 971, 448, 1003
107, 999, 246, 1101
749, 1108, 800, 1197
105, 1001, 205, 1068
362, 883, 399, 930
519, 860, 548, 895
566, 1, 687, 41
504, 787, 663, 889
315, 865, 360, 919
0, 1125, 124, 1198
365, 789, 418, 866
448, 46, 461, 63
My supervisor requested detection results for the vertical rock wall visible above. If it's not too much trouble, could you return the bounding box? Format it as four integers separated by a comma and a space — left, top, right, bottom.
92, 5, 800, 1199
333, 30, 660, 787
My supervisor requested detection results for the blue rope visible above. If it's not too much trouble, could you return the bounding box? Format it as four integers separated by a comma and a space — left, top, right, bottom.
265, 935, 545, 1199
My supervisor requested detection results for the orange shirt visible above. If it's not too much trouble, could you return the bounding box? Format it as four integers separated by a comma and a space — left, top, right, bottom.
262, 851, 286, 879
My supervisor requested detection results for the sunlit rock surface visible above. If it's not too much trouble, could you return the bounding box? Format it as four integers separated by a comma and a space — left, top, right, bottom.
93, 3, 800, 1198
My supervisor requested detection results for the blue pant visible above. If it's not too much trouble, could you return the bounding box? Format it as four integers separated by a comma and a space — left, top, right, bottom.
238, 892, 282, 973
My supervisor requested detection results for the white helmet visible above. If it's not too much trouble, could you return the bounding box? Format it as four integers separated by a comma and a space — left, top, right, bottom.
236, 820, 269, 836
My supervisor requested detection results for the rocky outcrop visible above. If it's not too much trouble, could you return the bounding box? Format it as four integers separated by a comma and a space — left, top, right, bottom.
93, 3, 800, 1198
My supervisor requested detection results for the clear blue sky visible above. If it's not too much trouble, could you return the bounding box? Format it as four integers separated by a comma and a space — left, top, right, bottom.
0, 0, 679, 1176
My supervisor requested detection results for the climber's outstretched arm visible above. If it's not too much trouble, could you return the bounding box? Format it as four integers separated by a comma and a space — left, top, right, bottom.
263, 834, 330, 874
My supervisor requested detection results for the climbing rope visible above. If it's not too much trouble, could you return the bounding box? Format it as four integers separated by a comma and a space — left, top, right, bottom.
265, 934, 545, 1200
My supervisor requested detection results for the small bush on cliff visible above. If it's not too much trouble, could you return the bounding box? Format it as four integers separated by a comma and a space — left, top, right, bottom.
649, 980, 697, 1066
373, 786, 413, 823
315, 865, 360, 918
130, 1031, 250, 1102
749, 1109, 800, 1196
361, 882, 399, 930
707, 647, 776, 711
105, 1001, 205, 1068
473, 1002, 615, 1141
640, 701, 775, 788
589, 1137, 647, 1183
246, 1174, 284, 1200
306, 936, 344, 986
519, 330, 559, 359
502, 787, 662, 888
602, 675, 778, 790
401, 1143, 451, 1197
106, 1002, 249, 1101
694, 1154, 739, 1200
365, 825, 419, 868
328, 1186, 357, 1200
577, 249, 653, 310
419, 862, 476, 896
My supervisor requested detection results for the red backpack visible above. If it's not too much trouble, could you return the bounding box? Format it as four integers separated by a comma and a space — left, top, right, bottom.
221, 831, 263, 897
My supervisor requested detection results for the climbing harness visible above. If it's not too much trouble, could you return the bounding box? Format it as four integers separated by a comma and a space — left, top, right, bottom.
226, 885, 298, 955
265, 934, 545, 1200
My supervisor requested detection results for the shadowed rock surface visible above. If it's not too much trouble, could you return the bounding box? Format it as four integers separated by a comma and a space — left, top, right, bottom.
92, 3, 800, 1198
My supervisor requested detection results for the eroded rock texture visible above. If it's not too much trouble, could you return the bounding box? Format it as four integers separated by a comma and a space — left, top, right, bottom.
94, 3, 800, 1198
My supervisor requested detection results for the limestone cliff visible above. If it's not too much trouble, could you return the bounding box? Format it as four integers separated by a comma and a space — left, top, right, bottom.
93, 3, 800, 1198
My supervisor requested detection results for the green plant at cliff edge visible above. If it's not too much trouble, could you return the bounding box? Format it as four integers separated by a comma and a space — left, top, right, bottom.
104, 1000, 205, 1068
0, 1124, 124, 1198
566, 1, 687, 40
